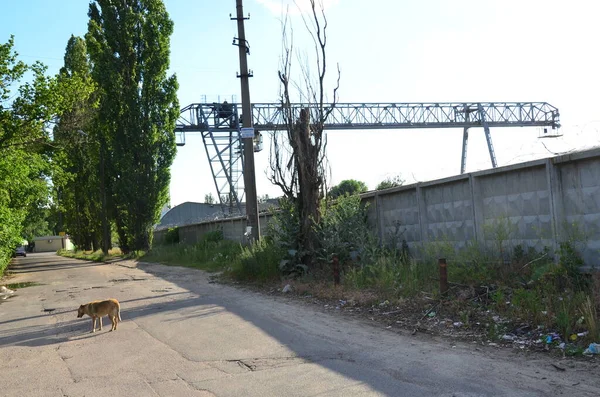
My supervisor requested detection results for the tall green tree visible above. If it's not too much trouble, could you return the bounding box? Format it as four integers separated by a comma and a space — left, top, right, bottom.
53, 35, 102, 250
329, 179, 368, 199
375, 175, 404, 190
0, 36, 59, 274
86, 0, 179, 252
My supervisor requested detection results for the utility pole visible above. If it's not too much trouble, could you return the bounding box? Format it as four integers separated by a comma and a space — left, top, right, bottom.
233, 0, 260, 241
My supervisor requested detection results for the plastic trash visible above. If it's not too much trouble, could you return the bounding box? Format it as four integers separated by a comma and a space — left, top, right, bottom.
0, 286, 15, 300
584, 343, 600, 355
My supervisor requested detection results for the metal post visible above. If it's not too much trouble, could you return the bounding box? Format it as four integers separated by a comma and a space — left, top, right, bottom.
332, 255, 341, 286
234, 0, 260, 240
439, 258, 448, 296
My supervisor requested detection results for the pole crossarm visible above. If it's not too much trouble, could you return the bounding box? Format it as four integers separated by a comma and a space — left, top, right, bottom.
176, 102, 560, 132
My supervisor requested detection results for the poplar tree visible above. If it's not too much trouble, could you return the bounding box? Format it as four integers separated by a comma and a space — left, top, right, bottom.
53, 35, 102, 250
86, 0, 179, 252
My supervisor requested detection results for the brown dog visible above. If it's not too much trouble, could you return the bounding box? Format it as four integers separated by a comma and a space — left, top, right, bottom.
77, 299, 122, 332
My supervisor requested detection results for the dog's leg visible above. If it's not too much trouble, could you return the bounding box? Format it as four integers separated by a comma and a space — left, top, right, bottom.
91, 317, 96, 333
99, 316, 103, 331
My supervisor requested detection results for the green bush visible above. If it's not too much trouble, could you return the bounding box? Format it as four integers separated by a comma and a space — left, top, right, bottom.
164, 227, 180, 245
228, 239, 285, 282
266, 198, 301, 252
203, 229, 224, 243
317, 194, 373, 264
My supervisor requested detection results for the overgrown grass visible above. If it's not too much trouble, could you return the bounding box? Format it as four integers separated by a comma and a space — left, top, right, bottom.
5, 281, 41, 289
57, 248, 132, 262
339, 238, 600, 346
344, 254, 438, 298
142, 231, 241, 272
226, 238, 285, 282
137, 197, 600, 353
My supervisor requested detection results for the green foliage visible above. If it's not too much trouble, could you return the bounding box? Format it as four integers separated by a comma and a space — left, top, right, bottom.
328, 179, 368, 199
228, 239, 285, 282
558, 241, 589, 291
5, 281, 40, 289
86, 0, 179, 252
164, 227, 180, 245
375, 175, 404, 190
317, 194, 373, 264
204, 193, 215, 204
266, 197, 302, 252
57, 247, 123, 262
53, 34, 103, 251
345, 254, 438, 297
142, 233, 239, 272
0, 36, 61, 276
202, 229, 224, 243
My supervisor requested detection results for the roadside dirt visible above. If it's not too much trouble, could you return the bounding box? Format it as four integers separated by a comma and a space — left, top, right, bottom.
218, 276, 600, 367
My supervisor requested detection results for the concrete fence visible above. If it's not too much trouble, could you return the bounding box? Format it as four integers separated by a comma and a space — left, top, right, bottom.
155, 148, 600, 267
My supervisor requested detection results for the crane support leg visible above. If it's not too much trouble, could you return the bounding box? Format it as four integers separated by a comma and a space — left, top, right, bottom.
460, 127, 469, 174
483, 124, 497, 168
478, 104, 497, 169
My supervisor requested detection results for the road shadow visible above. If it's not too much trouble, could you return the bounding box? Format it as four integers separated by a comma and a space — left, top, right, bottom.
0, 255, 512, 395
0, 292, 190, 327
8, 262, 107, 274
8, 254, 107, 274
130, 263, 490, 396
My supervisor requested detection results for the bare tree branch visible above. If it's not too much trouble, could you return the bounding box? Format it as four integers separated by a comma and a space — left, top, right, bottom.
268, 0, 341, 266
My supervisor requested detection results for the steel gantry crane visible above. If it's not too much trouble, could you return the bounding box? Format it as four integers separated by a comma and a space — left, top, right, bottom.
175, 102, 560, 214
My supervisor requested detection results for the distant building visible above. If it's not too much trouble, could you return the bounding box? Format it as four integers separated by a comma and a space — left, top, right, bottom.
154, 199, 280, 230
154, 202, 231, 231
33, 235, 74, 252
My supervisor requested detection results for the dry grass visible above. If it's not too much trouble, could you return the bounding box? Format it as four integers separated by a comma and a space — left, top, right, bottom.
285, 279, 383, 306
57, 248, 129, 262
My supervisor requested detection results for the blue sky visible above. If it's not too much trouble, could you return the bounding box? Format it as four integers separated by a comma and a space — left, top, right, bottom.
2, 0, 599, 206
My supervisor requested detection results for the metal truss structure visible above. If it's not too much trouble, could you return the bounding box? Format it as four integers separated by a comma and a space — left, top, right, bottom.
176, 102, 245, 214
176, 102, 560, 213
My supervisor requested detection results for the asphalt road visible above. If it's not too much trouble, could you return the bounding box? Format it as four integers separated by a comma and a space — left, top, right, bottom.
1, 252, 599, 397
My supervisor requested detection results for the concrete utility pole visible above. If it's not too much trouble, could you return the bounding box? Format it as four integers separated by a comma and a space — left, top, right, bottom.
233, 0, 260, 241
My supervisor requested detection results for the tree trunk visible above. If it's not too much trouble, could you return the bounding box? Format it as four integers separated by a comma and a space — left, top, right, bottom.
294, 108, 321, 267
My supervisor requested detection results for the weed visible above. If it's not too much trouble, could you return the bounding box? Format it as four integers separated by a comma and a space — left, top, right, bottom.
580, 296, 598, 342
5, 281, 40, 289
228, 239, 285, 282
143, 238, 240, 272
57, 248, 124, 262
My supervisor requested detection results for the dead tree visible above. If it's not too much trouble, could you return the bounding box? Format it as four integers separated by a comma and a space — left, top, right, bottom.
268, 0, 340, 267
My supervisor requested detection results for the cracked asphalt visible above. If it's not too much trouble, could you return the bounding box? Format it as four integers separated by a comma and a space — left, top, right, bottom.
1, 252, 599, 396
